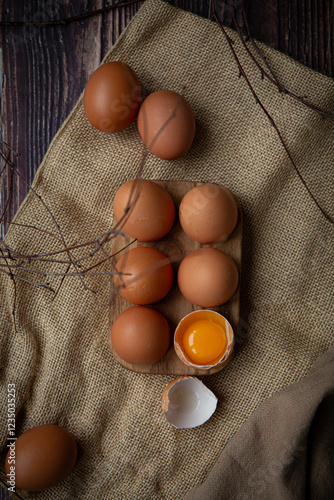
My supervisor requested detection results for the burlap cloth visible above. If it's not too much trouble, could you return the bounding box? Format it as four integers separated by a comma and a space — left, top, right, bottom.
185, 346, 334, 500
0, 0, 333, 498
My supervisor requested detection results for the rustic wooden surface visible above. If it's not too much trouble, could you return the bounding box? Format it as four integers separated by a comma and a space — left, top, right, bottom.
0, 0, 333, 497
108, 180, 242, 375
0, 0, 333, 229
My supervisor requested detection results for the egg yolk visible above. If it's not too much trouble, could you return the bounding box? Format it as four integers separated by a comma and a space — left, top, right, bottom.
182, 319, 226, 364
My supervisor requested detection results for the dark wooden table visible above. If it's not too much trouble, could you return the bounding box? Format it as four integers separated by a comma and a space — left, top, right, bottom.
0, 0, 333, 497
0, 0, 333, 228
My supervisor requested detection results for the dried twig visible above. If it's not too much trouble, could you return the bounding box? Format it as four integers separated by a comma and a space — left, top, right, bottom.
0, 248, 17, 333
0, 266, 54, 292
0, 219, 61, 242
0, 262, 126, 277
0, 139, 19, 156
0, 151, 14, 222
0, 148, 91, 291
0, 0, 143, 27
211, 0, 333, 225
237, 8, 334, 119
52, 263, 71, 301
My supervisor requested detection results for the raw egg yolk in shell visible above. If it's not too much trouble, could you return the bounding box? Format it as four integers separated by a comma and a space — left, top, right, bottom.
182, 320, 227, 365
174, 309, 234, 369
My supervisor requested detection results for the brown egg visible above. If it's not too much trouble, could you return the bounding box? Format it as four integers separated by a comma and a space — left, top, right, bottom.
113, 179, 175, 241
179, 183, 238, 243
177, 248, 239, 307
137, 90, 195, 160
5, 424, 77, 491
109, 306, 170, 365
114, 246, 173, 304
83, 61, 141, 133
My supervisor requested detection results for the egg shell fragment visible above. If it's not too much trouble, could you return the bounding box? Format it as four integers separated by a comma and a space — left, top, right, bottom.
174, 309, 235, 370
162, 377, 218, 429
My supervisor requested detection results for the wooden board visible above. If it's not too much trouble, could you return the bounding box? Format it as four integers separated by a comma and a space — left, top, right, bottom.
108, 180, 242, 376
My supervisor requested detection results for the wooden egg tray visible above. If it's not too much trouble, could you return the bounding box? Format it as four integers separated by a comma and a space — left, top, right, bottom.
108, 180, 242, 376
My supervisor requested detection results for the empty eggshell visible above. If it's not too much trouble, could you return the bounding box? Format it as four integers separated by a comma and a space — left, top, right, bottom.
162, 377, 217, 429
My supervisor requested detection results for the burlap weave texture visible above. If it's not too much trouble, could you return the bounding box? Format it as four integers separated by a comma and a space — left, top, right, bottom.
0, 0, 333, 498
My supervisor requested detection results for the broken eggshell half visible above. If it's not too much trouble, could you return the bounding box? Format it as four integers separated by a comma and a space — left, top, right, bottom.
174, 310, 235, 370
162, 376, 218, 429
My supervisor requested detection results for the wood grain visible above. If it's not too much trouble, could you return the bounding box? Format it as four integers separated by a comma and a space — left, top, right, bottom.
108, 180, 242, 375
1, 0, 333, 231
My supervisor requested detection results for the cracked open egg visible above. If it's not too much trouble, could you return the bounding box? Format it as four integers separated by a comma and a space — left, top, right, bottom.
174, 310, 234, 370
162, 377, 218, 428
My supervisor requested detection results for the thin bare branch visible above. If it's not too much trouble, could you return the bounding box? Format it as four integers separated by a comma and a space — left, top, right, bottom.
211, 0, 333, 225
0, 140, 19, 156
0, 151, 14, 223
0, 148, 90, 289
0, 262, 127, 277
0, 218, 62, 242
0, 267, 55, 292
0, 248, 17, 334
238, 7, 334, 119
0, 0, 143, 27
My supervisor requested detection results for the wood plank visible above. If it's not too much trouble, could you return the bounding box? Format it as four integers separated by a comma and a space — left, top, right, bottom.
108, 180, 242, 376
0, 0, 103, 228
1, 0, 333, 230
